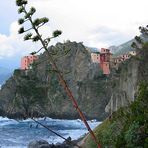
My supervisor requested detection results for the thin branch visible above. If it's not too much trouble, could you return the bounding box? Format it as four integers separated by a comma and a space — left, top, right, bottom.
25, 27, 33, 32
32, 118, 81, 148
37, 23, 45, 29
30, 47, 43, 55
19, 4, 101, 148
36, 47, 44, 53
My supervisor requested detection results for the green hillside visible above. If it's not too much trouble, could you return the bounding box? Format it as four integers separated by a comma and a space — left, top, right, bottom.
82, 82, 148, 148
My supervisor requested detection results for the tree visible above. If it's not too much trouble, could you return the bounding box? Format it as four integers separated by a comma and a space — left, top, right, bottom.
16, 0, 101, 147
132, 25, 148, 50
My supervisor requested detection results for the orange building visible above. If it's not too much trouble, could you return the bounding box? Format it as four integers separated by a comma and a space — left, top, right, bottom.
21, 55, 38, 70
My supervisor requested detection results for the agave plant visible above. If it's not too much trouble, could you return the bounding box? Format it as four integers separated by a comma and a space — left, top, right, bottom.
16, 0, 101, 147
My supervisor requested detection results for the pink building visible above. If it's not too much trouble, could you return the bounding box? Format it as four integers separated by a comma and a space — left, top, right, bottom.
21, 55, 38, 70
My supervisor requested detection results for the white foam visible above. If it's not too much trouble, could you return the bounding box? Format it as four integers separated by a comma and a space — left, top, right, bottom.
0, 117, 19, 126
0, 116, 102, 147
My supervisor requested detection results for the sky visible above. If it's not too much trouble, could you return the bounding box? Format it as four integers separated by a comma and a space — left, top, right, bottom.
0, 0, 147, 69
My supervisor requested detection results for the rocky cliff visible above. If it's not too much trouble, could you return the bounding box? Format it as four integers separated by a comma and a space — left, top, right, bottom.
1, 40, 145, 120
0, 41, 110, 120
81, 41, 148, 148
105, 42, 148, 113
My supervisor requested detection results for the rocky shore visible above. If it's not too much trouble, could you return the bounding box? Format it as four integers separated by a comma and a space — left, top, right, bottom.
28, 137, 83, 148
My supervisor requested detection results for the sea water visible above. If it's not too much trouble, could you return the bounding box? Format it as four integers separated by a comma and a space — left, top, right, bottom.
0, 116, 101, 148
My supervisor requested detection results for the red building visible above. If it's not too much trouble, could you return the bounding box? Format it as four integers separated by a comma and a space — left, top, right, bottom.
100, 48, 112, 75
21, 55, 38, 70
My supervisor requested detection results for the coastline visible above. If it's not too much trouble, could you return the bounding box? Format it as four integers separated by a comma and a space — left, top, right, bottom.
0, 116, 101, 148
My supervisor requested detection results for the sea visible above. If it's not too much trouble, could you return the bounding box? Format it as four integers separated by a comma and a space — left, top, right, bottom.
0, 116, 101, 148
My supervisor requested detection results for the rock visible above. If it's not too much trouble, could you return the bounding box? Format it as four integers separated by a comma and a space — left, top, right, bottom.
105, 45, 148, 113
28, 140, 50, 148
63, 136, 71, 144
28, 139, 72, 148
0, 41, 110, 120
105, 58, 139, 113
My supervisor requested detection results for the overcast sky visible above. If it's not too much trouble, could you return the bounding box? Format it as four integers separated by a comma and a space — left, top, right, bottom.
0, 0, 147, 68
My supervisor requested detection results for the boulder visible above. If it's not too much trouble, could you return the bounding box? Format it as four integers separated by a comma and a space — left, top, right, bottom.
28, 140, 51, 148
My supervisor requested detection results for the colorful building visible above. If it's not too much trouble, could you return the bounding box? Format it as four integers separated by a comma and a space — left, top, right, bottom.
100, 48, 112, 75
91, 48, 112, 75
90, 47, 137, 74
91, 52, 100, 63
111, 51, 137, 69
21, 55, 38, 70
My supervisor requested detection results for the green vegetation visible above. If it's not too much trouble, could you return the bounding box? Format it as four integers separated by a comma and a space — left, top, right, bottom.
83, 82, 148, 148
14, 69, 22, 76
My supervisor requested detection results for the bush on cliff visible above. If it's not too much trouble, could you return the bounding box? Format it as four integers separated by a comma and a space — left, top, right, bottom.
83, 82, 148, 148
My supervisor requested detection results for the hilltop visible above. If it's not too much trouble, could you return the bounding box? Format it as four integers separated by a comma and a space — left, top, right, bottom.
0, 41, 110, 120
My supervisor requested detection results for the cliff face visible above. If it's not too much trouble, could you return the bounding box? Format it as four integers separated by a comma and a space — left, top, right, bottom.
105, 59, 139, 113
82, 81, 148, 148
105, 43, 148, 113
1, 41, 146, 120
81, 43, 148, 148
0, 41, 110, 120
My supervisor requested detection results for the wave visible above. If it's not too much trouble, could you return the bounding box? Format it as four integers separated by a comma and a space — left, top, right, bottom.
0, 116, 101, 148
0, 117, 19, 126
